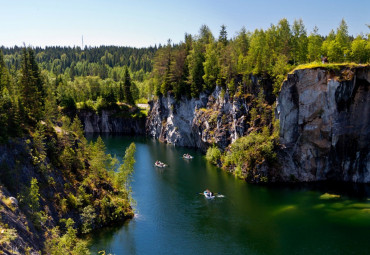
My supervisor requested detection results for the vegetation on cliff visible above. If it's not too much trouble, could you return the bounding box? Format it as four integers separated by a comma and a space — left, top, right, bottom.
150, 19, 369, 100
0, 47, 136, 254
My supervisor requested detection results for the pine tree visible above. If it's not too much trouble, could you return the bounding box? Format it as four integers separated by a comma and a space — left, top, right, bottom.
160, 39, 173, 96
123, 66, 134, 105
118, 82, 124, 102
0, 51, 11, 92
19, 48, 45, 123
188, 42, 205, 98
219, 25, 228, 46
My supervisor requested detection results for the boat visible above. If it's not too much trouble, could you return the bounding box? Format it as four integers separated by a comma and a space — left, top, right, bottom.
203, 190, 215, 199
154, 161, 167, 168
183, 154, 193, 159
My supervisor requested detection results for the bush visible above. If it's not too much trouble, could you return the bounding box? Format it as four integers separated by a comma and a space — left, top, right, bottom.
224, 130, 276, 175
81, 205, 96, 234
45, 218, 90, 255
206, 145, 221, 164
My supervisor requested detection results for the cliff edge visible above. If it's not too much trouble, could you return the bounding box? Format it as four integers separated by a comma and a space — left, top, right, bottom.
277, 65, 370, 182
146, 66, 370, 183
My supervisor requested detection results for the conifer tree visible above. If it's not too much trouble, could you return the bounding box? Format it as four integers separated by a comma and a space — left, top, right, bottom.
123, 66, 134, 105
219, 25, 228, 46
118, 82, 124, 102
19, 48, 45, 123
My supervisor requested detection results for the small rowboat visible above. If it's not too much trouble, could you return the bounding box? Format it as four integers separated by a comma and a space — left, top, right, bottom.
203, 191, 215, 199
183, 154, 193, 159
154, 161, 167, 168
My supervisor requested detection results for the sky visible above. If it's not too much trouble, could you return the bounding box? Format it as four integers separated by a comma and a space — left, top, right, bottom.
1, 0, 369, 48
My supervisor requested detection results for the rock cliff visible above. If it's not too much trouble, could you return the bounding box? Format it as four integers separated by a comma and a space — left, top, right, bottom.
146, 66, 370, 183
146, 86, 260, 152
146, 75, 274, 151
77, 109, 145, 134
277, 66, 370, 182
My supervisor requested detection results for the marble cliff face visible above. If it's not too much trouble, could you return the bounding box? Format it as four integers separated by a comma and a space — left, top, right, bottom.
277, 66, 370, 182
146, 66, 370, 182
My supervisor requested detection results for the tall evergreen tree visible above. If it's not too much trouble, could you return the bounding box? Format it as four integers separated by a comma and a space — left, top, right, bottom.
19, 48, 45, 123
160, 40, 173, 95
0, 51, 11, 92
219, 25, 228, 46
123, 66, 134, 105
188, 42, 205, 98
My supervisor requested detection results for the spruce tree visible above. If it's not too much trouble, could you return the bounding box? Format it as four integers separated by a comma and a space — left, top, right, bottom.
219, 25, 228, 46
19, 48, 45, 123
123, 66, 134, 105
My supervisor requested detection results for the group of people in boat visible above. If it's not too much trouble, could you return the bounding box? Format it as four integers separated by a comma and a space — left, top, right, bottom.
183, 153, 193, 159
155, 153, 193, 167
154, 161, 166, 167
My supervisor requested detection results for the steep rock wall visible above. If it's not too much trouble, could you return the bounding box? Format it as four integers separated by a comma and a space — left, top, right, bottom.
146, 74, 273, 152
147, 66, 370, 183
77, 109, 145, 134
146, 87, 254, 152
277, 66, 370, 182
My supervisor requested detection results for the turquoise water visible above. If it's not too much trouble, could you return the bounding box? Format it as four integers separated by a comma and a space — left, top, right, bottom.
88, 135, 370, 255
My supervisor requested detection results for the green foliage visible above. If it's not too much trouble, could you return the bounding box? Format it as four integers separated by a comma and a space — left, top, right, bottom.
70, 116, 85, 138
223, 129, 276, 177
45, 218, 90, 255
81, 205, 96, 234
30, 122, 47, 167
351, 35, 370, 63
117, 143, 136, 198
18, 177, 47, 229
291, 19, 308, 64
19, 48, 45, 123
27, 178, 40, 214
205, 145, 221, 164
123, 66, 134, 105
203, 43, 219, 91
307, 26, 323, 62
0, 227, 17, 247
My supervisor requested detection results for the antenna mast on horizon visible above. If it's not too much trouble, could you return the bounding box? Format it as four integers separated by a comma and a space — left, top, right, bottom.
82, 35, 84, 49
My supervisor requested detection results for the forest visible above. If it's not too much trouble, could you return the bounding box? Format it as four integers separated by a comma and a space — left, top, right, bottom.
1, 19, 369, 135
1, 18, 369, 144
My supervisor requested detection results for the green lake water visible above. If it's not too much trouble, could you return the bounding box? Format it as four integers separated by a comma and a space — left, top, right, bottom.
88, 135, 370, 255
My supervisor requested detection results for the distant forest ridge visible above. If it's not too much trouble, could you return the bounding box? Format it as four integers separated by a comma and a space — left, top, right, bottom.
1, 18, 369, 101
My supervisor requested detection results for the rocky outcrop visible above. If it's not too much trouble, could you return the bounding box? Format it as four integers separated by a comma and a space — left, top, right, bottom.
77, 109, 145, 134
146, 75, 274, 151
146, 86, 258, 152
277, 66, 370, 182
147, 66, 370, 183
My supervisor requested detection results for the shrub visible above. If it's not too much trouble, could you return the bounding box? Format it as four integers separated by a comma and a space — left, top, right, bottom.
224, 130, 276, 173
81, 205, 96, 234
45, 218, 90, 255
206, 145, 221, 164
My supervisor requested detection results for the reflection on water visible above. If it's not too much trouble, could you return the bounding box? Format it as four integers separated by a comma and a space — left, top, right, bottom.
88, 135, 370, 255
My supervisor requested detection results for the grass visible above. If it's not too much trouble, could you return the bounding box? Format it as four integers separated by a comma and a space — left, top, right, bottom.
291, 62, 368, 73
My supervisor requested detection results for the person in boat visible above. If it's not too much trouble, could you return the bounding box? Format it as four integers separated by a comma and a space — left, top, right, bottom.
204, 189, 211, 197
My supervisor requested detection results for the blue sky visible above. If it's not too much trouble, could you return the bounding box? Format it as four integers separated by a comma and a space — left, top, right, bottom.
1, 0, 369, 48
